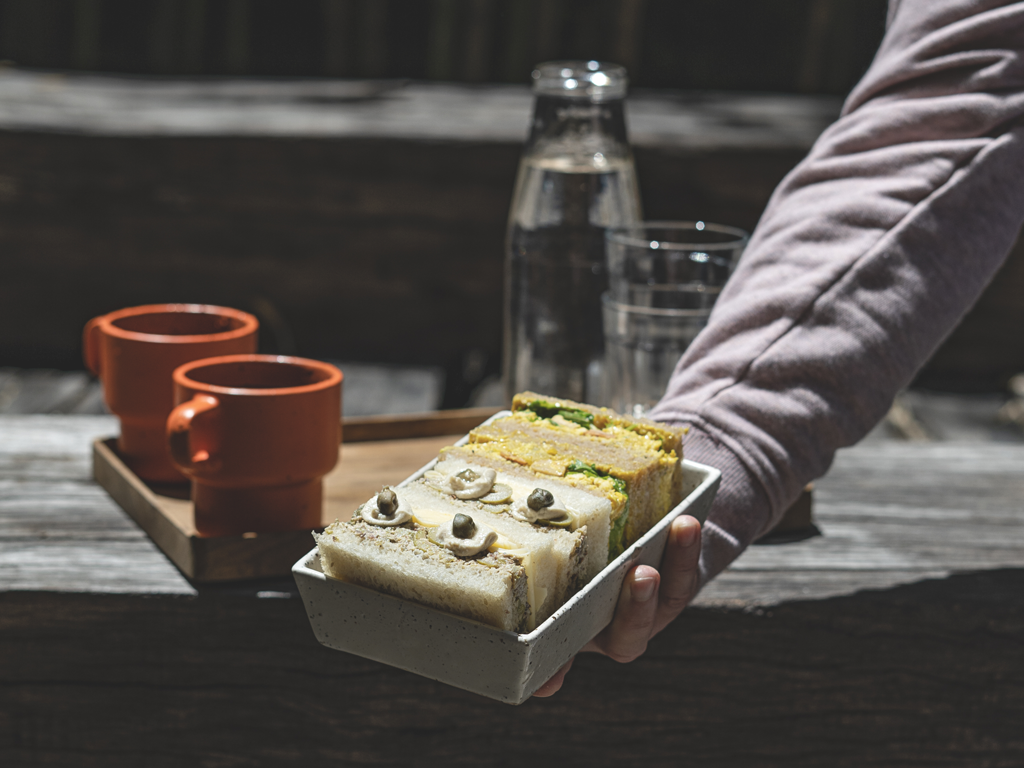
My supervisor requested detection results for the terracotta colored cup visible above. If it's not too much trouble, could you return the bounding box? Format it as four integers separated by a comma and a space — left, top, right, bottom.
83, 304, 259, 483
166, 355, 343, 538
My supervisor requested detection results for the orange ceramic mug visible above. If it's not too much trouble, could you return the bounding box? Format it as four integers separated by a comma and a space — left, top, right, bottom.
83, 304, 259, 483
167, 355, 343, 537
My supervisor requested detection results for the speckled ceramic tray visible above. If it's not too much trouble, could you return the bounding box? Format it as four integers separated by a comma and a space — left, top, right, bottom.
292, 413, 721, 704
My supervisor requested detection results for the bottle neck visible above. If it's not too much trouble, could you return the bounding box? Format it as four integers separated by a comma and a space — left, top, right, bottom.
524, 94, 631, 164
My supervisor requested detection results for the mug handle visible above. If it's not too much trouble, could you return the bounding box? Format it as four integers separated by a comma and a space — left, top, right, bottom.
82, 317, 103, 376
167, 395, 220, 471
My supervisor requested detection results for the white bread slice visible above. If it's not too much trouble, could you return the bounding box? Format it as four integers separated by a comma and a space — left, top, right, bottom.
433, 452, 610, 582
398, 481, 575, 625
316, 519, 530, 632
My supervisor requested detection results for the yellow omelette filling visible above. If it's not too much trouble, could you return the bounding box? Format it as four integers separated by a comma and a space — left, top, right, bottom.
510, 410, 675, 461
510, 392, 684, 455
469, 414, 682, 552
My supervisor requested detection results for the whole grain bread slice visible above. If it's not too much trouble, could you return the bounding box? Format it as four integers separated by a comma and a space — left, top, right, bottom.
316, 519, 530, 632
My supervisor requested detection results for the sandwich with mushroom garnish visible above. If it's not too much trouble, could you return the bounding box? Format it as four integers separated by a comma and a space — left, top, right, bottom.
398, 477, 583, 624
510, 391, 685, 456
466, 393, 685, 559
314, 392, 686, 633
430, 449, 611, 583
316, 484, 568, 632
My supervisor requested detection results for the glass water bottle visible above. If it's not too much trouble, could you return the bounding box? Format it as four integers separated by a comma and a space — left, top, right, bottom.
503, 61, 642, 403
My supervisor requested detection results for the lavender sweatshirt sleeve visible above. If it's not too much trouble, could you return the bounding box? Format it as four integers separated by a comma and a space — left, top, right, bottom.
648, 0, 1024, 585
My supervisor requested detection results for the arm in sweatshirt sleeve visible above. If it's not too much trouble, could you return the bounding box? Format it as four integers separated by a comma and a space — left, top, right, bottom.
648, 0, 1024, 586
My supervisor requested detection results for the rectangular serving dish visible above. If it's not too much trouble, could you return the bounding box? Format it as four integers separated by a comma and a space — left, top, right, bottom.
292, 412, 720, 704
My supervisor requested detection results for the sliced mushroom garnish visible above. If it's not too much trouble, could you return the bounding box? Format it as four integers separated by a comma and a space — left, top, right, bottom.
422, 469, 445, 486
360, 486, 413, 527
448, 466, 497, 500
428, 512, 497, 557
478, 483, 513, 504
411, 507, 453, 528
511, 487, 573, 526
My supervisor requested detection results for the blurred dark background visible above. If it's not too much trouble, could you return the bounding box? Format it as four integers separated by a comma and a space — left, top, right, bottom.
1, 0, 1021, 408
0, 0, 885, 93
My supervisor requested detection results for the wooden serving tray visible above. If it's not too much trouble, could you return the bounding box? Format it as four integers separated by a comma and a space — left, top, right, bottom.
92, 404, 813, 581
92, 407, 500, 582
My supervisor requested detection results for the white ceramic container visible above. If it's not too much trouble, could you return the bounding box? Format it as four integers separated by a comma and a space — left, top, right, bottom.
292, 414, 720, 704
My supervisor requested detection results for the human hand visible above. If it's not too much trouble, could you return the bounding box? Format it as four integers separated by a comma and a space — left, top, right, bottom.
532, 514, 702, 697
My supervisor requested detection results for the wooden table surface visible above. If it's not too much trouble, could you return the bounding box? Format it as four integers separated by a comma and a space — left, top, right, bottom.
2, 414, 1023, 766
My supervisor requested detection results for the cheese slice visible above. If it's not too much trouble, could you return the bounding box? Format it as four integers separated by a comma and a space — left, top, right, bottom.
411, 507, 519, 551
400, 482, 563, 628
433, 455, 609, 582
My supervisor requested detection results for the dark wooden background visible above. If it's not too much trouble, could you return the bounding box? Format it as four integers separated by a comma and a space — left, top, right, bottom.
0, 120, 813, 388
0, 0, 1021, 401
0, 0, 887, 93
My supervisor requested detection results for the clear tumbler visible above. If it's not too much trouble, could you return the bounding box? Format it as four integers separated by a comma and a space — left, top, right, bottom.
606, 221, 748, 309
602, 295, 711, 418
602, 221, 748, 415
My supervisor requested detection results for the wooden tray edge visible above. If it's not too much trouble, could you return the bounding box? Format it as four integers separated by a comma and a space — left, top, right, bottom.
93, 438, 320, 583
342, 407, 501, 443
93, 438, 197, 578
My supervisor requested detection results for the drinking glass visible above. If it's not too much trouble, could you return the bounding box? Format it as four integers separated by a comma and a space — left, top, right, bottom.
601, 221, 747, 415
606, 221, 748, 309
602, 294, 712, 417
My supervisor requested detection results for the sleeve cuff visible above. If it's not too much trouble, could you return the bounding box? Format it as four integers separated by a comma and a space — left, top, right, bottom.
667, 422, 773, 587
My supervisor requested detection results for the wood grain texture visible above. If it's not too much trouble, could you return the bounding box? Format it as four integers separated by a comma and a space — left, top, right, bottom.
92, 430, 462, 581
0, 71, 828, 383
0, 70, 841, 147
0, 367, 105, 414
342, 406, 501, 442
72, 411, 809, 583
0, 415, 193, 594
5, 416, 1024, 599
1, 571, 1022, 767
3, 416, 1024, 765
699, 441, 1024, 608
1, 70, 1018, 387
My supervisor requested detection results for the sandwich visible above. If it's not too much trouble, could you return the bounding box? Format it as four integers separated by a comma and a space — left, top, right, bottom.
317, 486, 535, 632
467, 392, 685, 557
315, 393, 685, 632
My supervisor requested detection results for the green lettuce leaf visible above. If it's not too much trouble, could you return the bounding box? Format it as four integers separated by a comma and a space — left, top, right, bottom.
606, 499, 629, 562
524, 400, 595, 430
565, 460, 626, 494
565, 460, 630, 561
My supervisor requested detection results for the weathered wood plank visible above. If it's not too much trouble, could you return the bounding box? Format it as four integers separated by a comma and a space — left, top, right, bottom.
0, 368, 102, 414
88, 431, 462, 581
0, 70, 832, 384
0, 415, 192, 593
723, 446, 1024, 586
0, 541, 194, 594
696, 568, 957, 607
0, 414, 116, 452
342, 406, 500, 442
3, 416, 1024, 764
2, 71, 1019, 388
1, 568, 1022, 766
0, 69, 841, 149
4, 415, 1024, 610
0, 365, 448, 418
